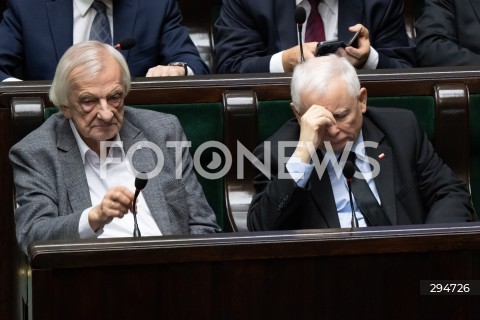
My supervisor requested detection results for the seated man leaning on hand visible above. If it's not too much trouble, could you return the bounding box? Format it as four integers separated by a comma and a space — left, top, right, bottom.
248, 55, 475, 231
10, 41, 220, 254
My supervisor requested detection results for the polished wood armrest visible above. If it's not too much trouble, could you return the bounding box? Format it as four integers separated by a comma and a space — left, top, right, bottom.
223, 90, 257, 231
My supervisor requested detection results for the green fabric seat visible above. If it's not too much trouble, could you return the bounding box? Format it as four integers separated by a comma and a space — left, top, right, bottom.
257, 97, 434, 143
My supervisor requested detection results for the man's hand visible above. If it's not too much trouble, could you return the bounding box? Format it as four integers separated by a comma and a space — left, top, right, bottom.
292, 104, 336, 163
282, 42, 318, 72
146, 65, 185, 77
338, 24, 370, 69
88, 186, 134, 232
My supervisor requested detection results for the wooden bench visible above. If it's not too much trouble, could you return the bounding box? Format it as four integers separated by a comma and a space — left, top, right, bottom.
23, 223, 480, 320
1, 67, 479, 319
1, 69, 477, 228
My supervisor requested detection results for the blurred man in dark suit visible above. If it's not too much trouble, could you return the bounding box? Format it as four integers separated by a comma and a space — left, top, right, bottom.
415, 0, 480, 67
214, 0, 415, 74
0, 0, 208, 81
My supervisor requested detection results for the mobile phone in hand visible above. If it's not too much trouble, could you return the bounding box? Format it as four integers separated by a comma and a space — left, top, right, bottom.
347, 30, 360, 48
315, 30, 360, 57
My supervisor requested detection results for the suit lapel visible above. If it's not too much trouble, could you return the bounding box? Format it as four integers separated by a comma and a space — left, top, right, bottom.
361, 115, 396, 225
467, 0, 480, 23
56, 118, 92, 213
112, 0, 138, 61
275, 0, 299, 49
337, 0, 363, 42
46, 0, 74, 61
282, 122, 340, 228
120, 116, 173, 235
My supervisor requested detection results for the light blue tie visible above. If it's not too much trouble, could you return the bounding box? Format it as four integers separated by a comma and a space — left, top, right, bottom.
89, 1, 112, 45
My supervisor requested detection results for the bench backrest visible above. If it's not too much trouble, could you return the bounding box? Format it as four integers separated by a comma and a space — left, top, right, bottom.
1, 69, 479, 319
2, 69, 477, 232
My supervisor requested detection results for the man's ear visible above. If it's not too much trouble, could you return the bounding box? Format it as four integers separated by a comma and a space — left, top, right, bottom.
358, 87, 367, 113
290, 102, 302, 122
60, 105, 72, 119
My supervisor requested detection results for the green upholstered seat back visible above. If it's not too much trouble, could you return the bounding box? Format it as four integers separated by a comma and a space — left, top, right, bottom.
45, 103, 227, 230
257, 100, 295, 142
257, 96, 435, 143
367, 96, 435, 139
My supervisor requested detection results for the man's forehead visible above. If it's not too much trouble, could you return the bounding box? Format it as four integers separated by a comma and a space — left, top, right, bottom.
302, 89, 355, 108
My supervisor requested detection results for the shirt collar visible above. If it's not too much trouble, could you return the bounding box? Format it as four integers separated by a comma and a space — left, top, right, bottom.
69, 119, 123, 164
323, 0, 337, 11
296, 0, 337, 9
351, 129, 367, 161
74, 0, 112, 17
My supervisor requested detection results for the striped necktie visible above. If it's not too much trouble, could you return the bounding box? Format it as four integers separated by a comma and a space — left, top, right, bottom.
89, 1, 112, 45
305, 0, 326, 42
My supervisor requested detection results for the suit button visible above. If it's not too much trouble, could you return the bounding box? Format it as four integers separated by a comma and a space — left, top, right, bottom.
277, 195, 289, 211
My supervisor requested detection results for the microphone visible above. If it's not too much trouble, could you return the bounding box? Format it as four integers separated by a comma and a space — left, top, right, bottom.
114, 37, 136, 50
132, 173, 148, 237
343, 160, 359, 228
294, 6, 307, 63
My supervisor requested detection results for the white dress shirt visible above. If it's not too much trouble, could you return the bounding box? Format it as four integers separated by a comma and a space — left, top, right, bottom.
73, 0, 114, 44
74, 0, 194, 75
270, 0, 379, 72
3, 0, 114, 82
286, 131, 382, 228
69, 120, 162, 238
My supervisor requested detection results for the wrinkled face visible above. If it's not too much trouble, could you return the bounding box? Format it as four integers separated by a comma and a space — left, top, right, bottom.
300, 78, 367, 152
61, 55, 125, 154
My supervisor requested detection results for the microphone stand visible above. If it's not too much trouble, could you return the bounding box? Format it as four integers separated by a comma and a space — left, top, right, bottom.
298, 23, 305, 63
132, 191, 141, 237
343, 161, 359, 228
132, 174, 147, 237
295, 6, 306, 63
346, 179, 359, 228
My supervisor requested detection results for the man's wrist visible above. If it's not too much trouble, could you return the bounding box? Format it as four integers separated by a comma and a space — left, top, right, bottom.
168, 62, 188, 75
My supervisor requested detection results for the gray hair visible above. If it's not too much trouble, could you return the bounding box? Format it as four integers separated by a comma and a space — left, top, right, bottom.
290, 55, 360, 113
49, 41, 131, 107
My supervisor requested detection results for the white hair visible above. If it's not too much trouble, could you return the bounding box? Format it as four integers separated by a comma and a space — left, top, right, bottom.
49, 41, 131, 107
290, 55, 360, 113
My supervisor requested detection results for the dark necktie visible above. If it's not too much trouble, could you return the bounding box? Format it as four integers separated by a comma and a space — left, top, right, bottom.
348, 152, 391, 226
305, 0, 326, 42
89, 1, 112, 45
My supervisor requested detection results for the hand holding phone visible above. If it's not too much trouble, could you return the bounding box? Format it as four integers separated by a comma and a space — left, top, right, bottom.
315, 30, 360, 57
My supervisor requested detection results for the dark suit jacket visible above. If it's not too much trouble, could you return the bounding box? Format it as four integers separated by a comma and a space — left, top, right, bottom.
0, 0, 209, 81
214, 0, 416, 73
9, 107, 220, 253
248, 107, 474, 231
415, 0, 480, 67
